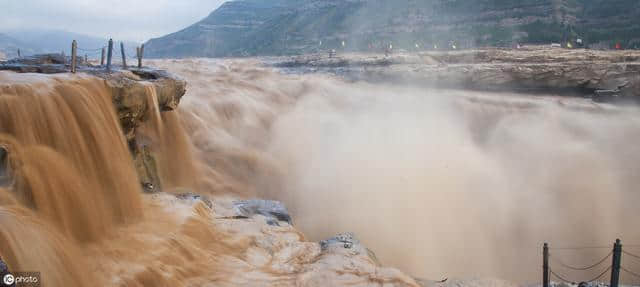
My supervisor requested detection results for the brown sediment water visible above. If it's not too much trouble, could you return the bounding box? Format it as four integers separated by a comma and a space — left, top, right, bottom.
0, 72, 216, 286
0, 72, 145, 285
1, 57, 640, 286
0, 70, 273, 286
152, 59, 640, 284
0, 74, 144, 235
137, 85, 198, 191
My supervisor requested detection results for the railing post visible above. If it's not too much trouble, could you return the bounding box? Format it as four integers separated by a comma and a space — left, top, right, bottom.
71, 40, 77, 73
139, 44, 144, 68
120, 42, 127, 69
611, 239, 622, 287
107, 39, 113, 71
101, 47, 105, 66
543, 243, 550, 287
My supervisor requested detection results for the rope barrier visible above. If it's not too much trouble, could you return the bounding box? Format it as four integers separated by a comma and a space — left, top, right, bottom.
548, 244, 640, 250
623, 250, 640, 261
79, 51, 102, 57
77, 46, 105, 52
550, 266, 611, 284
621, 266, 640, 279
587, 266, 613, 283
550, 268, 576, 284
551, 252, 612, 271
550, 246, 612, 250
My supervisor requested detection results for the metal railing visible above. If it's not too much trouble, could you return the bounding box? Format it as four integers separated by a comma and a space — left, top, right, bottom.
543, 239, 640, 287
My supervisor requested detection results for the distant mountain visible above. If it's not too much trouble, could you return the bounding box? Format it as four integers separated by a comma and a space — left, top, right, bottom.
0, 33, 33, 58
145, 0, 640, 58
0, 29, 140, 60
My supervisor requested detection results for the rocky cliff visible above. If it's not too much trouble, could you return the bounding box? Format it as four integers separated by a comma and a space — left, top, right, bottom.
274, 47, 640, 101
145, 0, 640, 58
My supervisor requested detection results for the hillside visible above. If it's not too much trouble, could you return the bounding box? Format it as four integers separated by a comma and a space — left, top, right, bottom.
0, 33, 32, 58
145, 0, 640, 58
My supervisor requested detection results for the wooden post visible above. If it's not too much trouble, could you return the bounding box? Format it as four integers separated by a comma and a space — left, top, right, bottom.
139, 44, 144, 68
120, 42, 127, 69
611, 239, 622, 287
543, 243, 549, 287
106, 39, 113, 71
136, 47, 141, 68
71, 40, 77, 73
85, 54, 88, 64
101, 47, 106, 66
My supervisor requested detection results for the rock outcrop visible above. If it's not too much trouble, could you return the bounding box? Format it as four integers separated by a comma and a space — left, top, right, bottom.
274, 47, 640, 100
203, 196, 421, 286
0, 256, 9, 277
233, 199, 293, 226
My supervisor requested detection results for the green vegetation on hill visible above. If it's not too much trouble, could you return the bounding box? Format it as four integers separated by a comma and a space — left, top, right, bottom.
145, 0, 640, 58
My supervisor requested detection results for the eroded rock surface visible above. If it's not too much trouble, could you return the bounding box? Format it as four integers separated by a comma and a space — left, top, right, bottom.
207, 197, 421, 287
0, 256, 9, 275
274, 47, 640, 100
233, 199, 293, 226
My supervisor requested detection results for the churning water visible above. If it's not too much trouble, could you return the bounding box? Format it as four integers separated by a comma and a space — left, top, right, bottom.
1, 58, 639, 286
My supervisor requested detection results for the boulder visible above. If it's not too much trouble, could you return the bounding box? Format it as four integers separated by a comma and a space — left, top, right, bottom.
0, 146, 8, 187
320, 232, 359, 250
233, 199, 292, 226
175, 192, 213, 209
0, 257, 11, 284
320, 232, 382, 266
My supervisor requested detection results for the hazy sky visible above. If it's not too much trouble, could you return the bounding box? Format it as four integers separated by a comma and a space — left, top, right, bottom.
1, 0, 226, 42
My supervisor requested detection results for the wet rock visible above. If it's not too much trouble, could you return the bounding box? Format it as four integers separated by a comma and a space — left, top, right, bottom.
132, 144, 162, 193
0, 145, 8, 187
233, 199, 292, 226
0, 256, 10, 280
319, 232, 383, 267
107, 70, 186, 191
416, 278, 516, 287
320, 232, 359, 250
104, 68, 187, 141
2, 53, 68, 65
141, 182, 156, 193
175, 192, 213, 209
0, 53, 85, 73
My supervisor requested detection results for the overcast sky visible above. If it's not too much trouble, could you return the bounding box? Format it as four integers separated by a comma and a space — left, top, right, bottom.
1, 0, 227, 42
